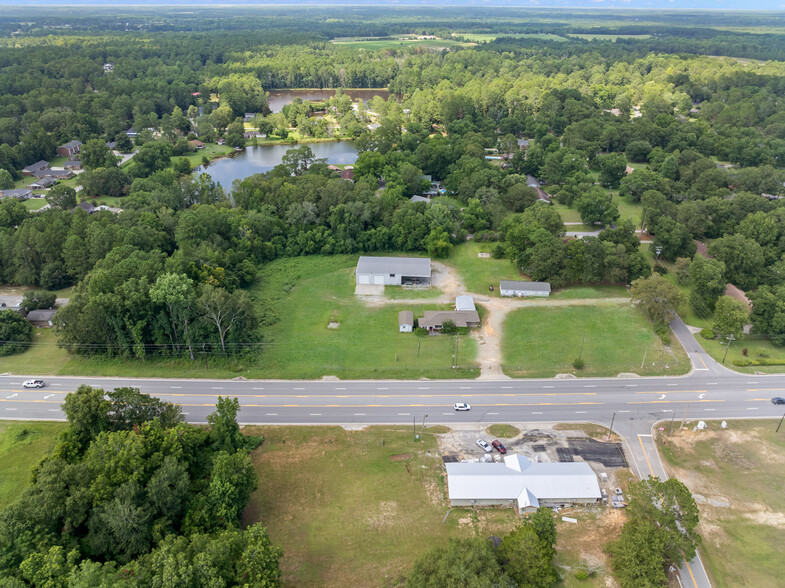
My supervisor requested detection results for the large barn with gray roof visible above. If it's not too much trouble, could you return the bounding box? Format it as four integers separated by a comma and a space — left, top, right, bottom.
355, 256, 431, 286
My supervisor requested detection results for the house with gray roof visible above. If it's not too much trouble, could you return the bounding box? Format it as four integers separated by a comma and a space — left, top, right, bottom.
355, 256, 431, 286
398, 311, 414, 333
26, 309, 57, 327
22, 160, 49, 176
418, 310, 480, 331
57, 140, 82, 158
29, 177, 56, 189
0, 187, 32, 200
446, 454, 601, 514
500, 280, 551, 298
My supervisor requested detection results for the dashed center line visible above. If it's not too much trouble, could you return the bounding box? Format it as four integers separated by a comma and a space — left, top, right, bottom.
354, 413, 366, 416
171, 386, 182, 389
266, 413, 278, 416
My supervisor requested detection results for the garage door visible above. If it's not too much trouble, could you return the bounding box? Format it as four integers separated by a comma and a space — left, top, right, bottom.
358, 274, 370, 285
373, 275, 385, 285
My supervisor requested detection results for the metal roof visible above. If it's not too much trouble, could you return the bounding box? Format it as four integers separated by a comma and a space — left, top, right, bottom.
26, 309, 57, 321
499, 280, 551, 293
446, 455, 601, 502
418, 310, 480, 329
356, 256, 431, 277
455, 295, 476, 311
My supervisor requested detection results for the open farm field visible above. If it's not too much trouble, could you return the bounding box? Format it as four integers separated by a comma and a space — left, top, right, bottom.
658, 421, 785, 587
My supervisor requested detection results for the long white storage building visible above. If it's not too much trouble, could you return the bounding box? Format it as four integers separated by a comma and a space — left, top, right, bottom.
500, 280, 551, 297
355, 256, 431, 286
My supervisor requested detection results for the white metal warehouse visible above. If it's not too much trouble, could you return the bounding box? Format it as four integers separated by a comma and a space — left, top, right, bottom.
446, 454, 601, 514
355, 256, 431, 286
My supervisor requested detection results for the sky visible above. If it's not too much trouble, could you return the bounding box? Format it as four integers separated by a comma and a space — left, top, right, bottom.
0, 1, 783, 9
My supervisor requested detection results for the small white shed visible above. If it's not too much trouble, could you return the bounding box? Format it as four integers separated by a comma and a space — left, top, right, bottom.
500, 280, 551, 298
455, 295, 476, 312
398, 311, 414, 333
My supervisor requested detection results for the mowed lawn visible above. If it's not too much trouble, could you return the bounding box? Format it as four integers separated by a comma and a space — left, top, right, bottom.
250, 255, 478, 379
448, 242, 525, 296
242, 425, 520, 588
657, 421, 785, 587
0, 421, 65, 508
502, 304, 689, 377
0, 329, 70, 375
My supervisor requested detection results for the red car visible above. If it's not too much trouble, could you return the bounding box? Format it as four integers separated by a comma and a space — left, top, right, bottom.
491, 440, 507, 454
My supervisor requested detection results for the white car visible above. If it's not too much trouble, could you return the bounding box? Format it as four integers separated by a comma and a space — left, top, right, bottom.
454, 402, 471, 411
476, 439, 492, 452
23, 379, 45, 389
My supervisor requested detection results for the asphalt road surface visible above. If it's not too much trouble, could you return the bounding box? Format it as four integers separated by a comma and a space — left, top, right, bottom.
2, 319, 783, 588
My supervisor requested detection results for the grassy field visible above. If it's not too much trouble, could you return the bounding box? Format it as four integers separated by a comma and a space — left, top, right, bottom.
657, 421, 785, 587
568, 34, 652, 41
502, 304, 689, 378
486, 424, 520, 438
456, 33, 567, 42
448, 242, 524, 295
242, 425, 518, 587
181, 143, 234, 168
0, 421, 65, 508
550, 285, 628, 299
0, 329, 70, 375
22, 198, 48, 210
331, 37, 471, 50
60, 254, 479, 380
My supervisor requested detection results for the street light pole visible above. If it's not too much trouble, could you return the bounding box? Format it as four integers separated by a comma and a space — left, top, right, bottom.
421, 414, 428, 442
776, 412, 785, 433
668, 410, 677, 436
722, 335, 735, 364
607, 411, 616, 441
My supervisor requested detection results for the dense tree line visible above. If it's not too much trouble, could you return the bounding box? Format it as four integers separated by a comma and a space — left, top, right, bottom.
0, 388, 282, 586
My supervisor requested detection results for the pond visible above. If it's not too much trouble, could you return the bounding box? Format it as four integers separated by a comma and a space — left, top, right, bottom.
267, 88, 392, 113
195, 141, 358, 190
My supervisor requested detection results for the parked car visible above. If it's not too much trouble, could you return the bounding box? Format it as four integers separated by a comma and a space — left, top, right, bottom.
476, 439, 492, 452
454, 402, 471, 411
22, 379, 45, 389
772, 397, 785, 405
491, 440, 507, 454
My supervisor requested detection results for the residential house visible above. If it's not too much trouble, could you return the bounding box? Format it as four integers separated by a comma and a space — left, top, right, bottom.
29, 177, 56, 189
340, 168, 354, 181
355, 256, 431, 286
22, 160, 49, 176
103, 63, 114, 72
64, 160, 82, 170
93, 204, 123, 214
243, 113, 258, 122
410, 195, 432, 204
33, 169, 73, 180
418, 310, 480, 331
500, 281, 551, 298
125, 128, 138, 137
106, 141, 117, 150
446, 454, 602, 514
72, 201, 95, 214
0, 187, 32, 200
216, 137, 226, 146
398, 311, 414, 333
327, 165, 342, 172
57, 140, 82, 158
26, 309, 57, 327
189, 140, 205, 150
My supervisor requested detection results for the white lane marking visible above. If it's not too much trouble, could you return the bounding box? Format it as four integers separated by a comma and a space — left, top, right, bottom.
353, 413, 366, 416
6, 393, 17, 399
748, 381, 759, 384
543, 385, 554, 389
618, 410, 631, 413
418, 387, 430, 390
532, 411, 543, 414
626, 384, 638, 387
398, 413, 410, 416
294, 388, 305, 390
49, 383, 63, 386
211, 387, 223, 390
335, 387, 346, 390
502, 386, 513, 389
661, 409, 671, 412
266, 413, 278, 416
309, 413, 322, 416
48, 409, 60, 412
667, 383, 677, 386
699, 394, 705, 399
171, 386, 182, 389
707, 382, 718, 385
377, 387, 389, 390
639, 433, 653, 437
575, 411, 587, 414
460, 386, 472, 389
694, 368, 709, 371
487, 412, 499, 415
747, 407, 759, 410
182, 412, 190, 415
703, 408, 716, 411
43, 394, 54, 399
442, 412, 452, 415
5, 408, 16, 411
659, 394, 666, 400
253, 387, 265, 390
584, 385, 596, 388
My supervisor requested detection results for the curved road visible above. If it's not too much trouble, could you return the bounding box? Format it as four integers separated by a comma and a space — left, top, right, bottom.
1, 318, 783, 587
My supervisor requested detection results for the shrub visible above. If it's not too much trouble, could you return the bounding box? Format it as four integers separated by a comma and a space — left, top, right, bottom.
573, 358, 585, 370
21, 290, 56, 312
414, 327, 429, 337
733, 358, 785, 366
441, 319, 457, 335
491, 243, 506, 259
700, 328, 715, 340
653, 264, 669, 275
575, 569, 590, 581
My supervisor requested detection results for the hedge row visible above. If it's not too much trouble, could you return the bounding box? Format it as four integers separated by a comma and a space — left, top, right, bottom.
733, 358, 785, 366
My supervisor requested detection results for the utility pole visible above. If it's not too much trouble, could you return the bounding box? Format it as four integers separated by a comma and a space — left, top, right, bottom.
413, 416, 417, 441
578, 337, 586, 362
456, 335, 460, 369
680, 404, 690, 430
421, 414, 428, 442
607, 411, 616, 441
668, 410, 677, 436
776, 412, 785, 433
722, 335, 735, 364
